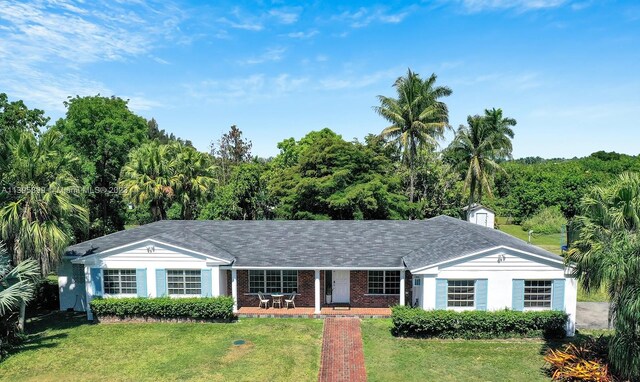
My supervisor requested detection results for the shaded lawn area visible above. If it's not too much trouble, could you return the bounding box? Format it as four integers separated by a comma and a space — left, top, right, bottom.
362, 319, 553, 382
498, 223, 609, 302
0, 312, 322, 382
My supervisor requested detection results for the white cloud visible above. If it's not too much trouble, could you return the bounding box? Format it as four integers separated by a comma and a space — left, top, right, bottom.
317, 68, 401, 90
269, 8, 301, 24
0, 0, 177, 112
454, 0, 568, 12
184, 73, 309, 104
239, 47, 286, 65
331, 6, 412, 28
286, 30, 319, 39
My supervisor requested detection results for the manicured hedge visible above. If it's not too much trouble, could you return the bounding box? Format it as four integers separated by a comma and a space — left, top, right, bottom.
90, 297, 235, 322
391, 305, 568, 339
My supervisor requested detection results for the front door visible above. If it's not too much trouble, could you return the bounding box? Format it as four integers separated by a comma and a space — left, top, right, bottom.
332, 270, 350, 303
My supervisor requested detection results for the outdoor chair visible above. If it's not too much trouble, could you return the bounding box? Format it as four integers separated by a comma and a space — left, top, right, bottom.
257, 292, 270, 309
285, 293, 296, 309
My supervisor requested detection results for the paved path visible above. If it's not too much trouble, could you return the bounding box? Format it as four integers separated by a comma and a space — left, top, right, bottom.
318, 318, 367, 382
576, 302, 611, 329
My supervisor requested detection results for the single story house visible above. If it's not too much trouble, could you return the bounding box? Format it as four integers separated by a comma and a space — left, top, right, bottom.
58, 215, 577, 335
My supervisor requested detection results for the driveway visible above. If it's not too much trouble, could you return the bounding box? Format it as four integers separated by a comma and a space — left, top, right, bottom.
576, 302, 610, 330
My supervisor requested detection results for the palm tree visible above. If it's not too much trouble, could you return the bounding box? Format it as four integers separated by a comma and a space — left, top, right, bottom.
375, 69, 451, 206
170, 144, 216, 220
119, 142, 174, 221
0, 130, 88, 276
568, 172, 640, 379
447, 109, 516, 216
0, 244, 39, 333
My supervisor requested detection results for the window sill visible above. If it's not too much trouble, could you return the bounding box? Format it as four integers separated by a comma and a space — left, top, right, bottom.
102, 294, 137, 298
244, 293, 300, 296
364, 294, 400, 296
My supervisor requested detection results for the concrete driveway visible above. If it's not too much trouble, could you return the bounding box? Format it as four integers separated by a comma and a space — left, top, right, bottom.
576, 302, 611, 330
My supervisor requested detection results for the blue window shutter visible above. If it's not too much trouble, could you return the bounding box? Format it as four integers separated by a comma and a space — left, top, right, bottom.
156, 269, 167, 297
552, 279, 565, 311
512, 279, 524, 311
475, 279, 488, 311
136, 268, 147, 297
90, 268, 103, 297
201, 269, 212, 297
435, 279, 447, 309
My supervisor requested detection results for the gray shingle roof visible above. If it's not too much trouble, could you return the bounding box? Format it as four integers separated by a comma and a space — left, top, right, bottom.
65, 216, 563, 269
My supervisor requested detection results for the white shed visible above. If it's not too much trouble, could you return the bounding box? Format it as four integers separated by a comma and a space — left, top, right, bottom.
464, 204, 495, 229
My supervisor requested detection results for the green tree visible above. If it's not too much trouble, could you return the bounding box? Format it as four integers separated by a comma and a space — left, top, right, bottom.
54, 95, 148, 237
269, 129, 408, 220
375, 69, 451, 206
568, 172, 640, 379
0, 93, 49, 186
0, 130, 88, 276
119, 142, 173, 221
446, 109, 515, 216
210, 125, 253, 186
0, 244, 39, 337
200, 162, 271, 220
170, 144, 216, 220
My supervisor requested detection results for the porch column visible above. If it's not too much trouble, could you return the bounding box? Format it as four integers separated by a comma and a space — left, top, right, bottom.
314, 269, 321, 314
231, 269, 238, 313
399, 270, 406, 306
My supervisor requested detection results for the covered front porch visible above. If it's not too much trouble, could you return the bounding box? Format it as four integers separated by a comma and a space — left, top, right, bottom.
236, 306, 392, 318
227, 268, 410, 314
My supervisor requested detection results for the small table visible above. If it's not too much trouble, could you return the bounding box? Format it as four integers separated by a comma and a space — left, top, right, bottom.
271, 294, 284, 308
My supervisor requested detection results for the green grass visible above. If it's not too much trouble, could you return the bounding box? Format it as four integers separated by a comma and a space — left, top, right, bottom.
362, 319, 553, 382
498, 221, 609, 303
498, 223, 563, 255
0, 313, 322, 382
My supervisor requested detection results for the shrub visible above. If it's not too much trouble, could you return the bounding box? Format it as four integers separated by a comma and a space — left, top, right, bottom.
522, 205, 567, 235
391, 306, 568, 339
90, 296, 235, 322
545, 336, 614, 381
27, 276, 59, 312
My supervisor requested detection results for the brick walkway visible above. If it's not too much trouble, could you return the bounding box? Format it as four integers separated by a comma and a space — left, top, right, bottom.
318, 318, 367, 382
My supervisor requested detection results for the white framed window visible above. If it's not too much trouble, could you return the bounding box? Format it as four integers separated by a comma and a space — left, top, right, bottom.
167, 270, 201, 296
447, 280, 475, 307
367, 271, 400, 294
103, 269, 137, 295
413, 278, 421, 286
248, 270, 298, 294
524, 280, 552, 308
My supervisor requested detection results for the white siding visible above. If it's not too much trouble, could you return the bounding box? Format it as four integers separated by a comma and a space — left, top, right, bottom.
468, 207, 495, 228
415, 248, 577, 336
57, 259, 87, 311
62, 242, 228, 320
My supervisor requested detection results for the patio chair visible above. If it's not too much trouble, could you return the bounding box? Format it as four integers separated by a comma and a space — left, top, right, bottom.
285, 293, 296, 309
257, 292, 270, 309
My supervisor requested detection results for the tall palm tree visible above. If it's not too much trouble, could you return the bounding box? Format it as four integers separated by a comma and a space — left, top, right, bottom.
375, 69, 451, 206
170, 144, 216, 220
447, 109, 516, 215
119, 142, 174, 221
0, 130, 88, 276
568, 172, 640, 379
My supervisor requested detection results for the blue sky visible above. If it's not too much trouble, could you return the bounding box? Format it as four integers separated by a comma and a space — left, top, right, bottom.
0, 0, 638, 159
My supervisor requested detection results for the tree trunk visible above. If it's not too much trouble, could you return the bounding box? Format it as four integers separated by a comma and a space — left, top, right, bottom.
18, 301, 26, 333
467, 177, 476, 219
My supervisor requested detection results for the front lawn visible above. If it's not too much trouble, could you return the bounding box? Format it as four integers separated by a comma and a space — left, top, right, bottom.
362, 319, 553, 382
0, 313, 323, 382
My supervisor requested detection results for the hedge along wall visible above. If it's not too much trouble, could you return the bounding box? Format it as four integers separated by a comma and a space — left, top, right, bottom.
90, 297, 235, 323
391, 306, 568, 339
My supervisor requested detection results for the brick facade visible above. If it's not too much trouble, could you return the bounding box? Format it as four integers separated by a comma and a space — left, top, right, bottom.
227, 269, 411, 309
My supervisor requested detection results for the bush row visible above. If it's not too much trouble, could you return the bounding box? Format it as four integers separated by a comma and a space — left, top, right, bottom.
391, 305, 568, 339
90, 296, 235, 322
